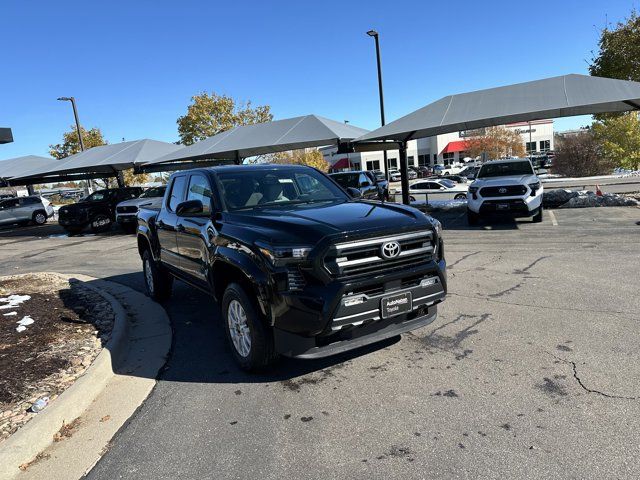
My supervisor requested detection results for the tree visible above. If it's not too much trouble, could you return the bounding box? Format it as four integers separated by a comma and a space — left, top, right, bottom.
553, 130, 614, 177
176, 93, 273, 145
589, 10, 640, 82
465, 126, 525, 159
270, 149, 329, 171
592, 112, 640, 170
49, 126, 107, 159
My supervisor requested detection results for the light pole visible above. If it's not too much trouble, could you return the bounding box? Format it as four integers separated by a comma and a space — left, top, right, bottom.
57, 97, 85, 151
367, 29, 389, 181
58, 96, 91, 192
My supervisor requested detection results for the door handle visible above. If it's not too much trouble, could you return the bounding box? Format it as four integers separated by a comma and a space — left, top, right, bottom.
176, 224, 185, 233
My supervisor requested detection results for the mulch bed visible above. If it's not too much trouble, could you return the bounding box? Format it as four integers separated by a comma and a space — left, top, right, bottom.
0, 273, 114, 443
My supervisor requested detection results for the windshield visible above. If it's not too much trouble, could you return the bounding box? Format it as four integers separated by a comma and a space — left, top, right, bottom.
439, 179, 456, 188
477, 161, 534, 178
84, 191, 113, 202
140, 186, 166, 198
218, 168, 348, 211
330, 173, 359, 188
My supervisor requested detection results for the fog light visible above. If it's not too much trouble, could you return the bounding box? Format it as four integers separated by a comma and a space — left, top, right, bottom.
344, 295, 365, 307
420, 277, 438, 287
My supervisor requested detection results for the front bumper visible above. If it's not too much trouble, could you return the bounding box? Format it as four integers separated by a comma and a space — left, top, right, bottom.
116, 214, 137, 224
467, 191, 542, 216
270, 259, 447, 358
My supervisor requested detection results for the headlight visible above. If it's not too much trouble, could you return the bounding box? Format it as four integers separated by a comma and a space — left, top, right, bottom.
427, 217, 442, 237
468, 186, 479, 199
528, 181, 541, 196
256, 242, 312, 266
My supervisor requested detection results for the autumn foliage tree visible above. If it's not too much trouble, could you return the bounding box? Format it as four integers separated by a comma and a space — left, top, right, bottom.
270, 149, 329, 171
49, 126, 107, 159
177, 93, 273, 145
592, 112, 640, 170
465, 126, 525, 159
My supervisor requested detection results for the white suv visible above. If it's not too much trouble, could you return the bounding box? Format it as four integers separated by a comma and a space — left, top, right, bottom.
466, 159, 543, 225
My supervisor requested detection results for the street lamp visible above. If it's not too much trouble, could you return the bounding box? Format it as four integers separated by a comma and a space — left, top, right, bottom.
366, 29, 389, 181
57, 97, 85, 151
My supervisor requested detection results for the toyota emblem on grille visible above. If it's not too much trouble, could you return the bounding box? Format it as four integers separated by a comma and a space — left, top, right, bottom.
498, 187, 508, 194
380, 241, 401, 259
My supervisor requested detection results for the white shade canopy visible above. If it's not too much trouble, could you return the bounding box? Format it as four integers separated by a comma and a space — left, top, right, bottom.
356, 74, 640, 142
0, 155, 56, 181
10, 139, 182, 184
142, 115, 369, 170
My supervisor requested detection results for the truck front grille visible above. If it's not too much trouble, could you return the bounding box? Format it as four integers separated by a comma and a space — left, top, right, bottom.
287, 267, 306, 291
480, 185, 527, 197
323, 230, 434, 278
117, 205, 138, 214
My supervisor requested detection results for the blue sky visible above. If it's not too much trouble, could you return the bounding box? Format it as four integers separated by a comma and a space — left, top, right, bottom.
0, 0, 637, 159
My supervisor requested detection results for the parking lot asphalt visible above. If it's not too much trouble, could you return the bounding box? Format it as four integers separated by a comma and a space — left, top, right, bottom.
1, 207, 639, 479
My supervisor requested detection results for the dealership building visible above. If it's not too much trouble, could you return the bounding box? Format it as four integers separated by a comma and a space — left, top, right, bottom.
322, 119, 554, 172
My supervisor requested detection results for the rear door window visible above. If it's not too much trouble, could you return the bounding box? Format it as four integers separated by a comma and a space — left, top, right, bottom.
168, 176, 187, 212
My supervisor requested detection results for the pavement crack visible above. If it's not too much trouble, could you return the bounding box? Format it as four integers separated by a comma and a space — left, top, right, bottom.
546, 352, 638, 400
513, 256, 550, 275
448, 251, 481, 269
448, 292, 640, 318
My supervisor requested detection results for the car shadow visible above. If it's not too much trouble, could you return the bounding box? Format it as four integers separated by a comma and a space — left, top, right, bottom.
99, 272, 401, 385
429, 210, 524, 230
0, 222, 133, 240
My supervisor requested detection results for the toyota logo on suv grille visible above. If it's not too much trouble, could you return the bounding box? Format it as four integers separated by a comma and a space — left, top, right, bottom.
498, 187, 508, 194
380, 241, 401, 259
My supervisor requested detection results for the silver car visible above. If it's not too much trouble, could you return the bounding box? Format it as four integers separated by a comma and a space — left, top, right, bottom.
0, 196, 54, 227
115, 186, 166, 232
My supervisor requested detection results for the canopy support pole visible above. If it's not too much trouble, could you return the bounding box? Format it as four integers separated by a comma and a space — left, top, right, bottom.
116, 171, 125, 188
234, 151, 241, 165
399, 141, 410, 205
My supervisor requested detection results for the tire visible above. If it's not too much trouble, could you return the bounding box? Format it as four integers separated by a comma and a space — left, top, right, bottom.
222, 283, 278, 371
32, 210, 47, 225
533, 207, 543, 223
467, 208, 480, 225
90, 214, 112, 233
142, 249, 173, 302
454, 194, 467, 200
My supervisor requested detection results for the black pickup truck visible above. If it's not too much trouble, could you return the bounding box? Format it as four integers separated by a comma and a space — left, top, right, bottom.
58, 187, 142, 234
137, 165, 447, 370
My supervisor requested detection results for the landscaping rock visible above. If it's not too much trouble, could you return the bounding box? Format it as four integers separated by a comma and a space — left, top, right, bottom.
542, 189, 579, 208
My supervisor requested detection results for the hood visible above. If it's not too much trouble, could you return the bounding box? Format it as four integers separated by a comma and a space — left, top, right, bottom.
117, 197, 163, 209
473, 174, 538, 187
223, 200, 429, 245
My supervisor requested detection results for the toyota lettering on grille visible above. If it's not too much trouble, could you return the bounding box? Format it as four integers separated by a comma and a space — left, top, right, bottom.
498, 187, 508, 194
380, 241, 401, 259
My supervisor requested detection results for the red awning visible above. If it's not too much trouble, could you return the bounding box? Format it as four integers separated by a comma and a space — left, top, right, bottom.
331, 158, 350, 169
441, 140, 469, 154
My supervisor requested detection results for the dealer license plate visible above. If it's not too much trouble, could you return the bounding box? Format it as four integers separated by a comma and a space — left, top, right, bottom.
381, 292, 413, 319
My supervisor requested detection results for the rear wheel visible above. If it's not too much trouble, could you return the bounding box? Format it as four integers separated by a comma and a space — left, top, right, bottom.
32, 210, 47, 225
222, 283, 277, 371
467, 208, 480, 225
90, 214, 112, 233
142, 249, 173, 302
533, 207, 543, 223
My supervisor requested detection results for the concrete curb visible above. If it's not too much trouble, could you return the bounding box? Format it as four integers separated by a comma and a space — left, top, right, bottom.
0, 273, 155, 479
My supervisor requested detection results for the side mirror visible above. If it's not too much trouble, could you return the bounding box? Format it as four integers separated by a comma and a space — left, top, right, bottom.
346, 187, 362, 199
176, 199, 204, 216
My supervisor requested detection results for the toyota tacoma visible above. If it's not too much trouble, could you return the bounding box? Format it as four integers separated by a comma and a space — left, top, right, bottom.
137, 165, 447, 370
466, 158, 543, 225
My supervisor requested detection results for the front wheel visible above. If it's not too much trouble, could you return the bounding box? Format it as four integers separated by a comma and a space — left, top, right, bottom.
90, 214, 112, 233
222, 283, 278, 371
142, 249, 173, 302
32, 210, 47, 225
467, 208, 480, 225
454, 194, 467, 200
532, 207, 543, 223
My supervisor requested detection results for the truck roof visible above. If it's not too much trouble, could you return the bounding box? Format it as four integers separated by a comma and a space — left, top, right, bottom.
199, 163, 314, 174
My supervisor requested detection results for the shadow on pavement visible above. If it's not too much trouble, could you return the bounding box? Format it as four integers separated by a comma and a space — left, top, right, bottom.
0, 222, 135, 240
103, 272, 400, 385
429, 210, 524, 231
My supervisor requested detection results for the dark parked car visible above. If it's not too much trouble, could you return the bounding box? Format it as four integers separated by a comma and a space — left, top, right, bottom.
367, 170, 390, 200
137, 165, 447, 371
329, 171, 384, 200
58, 187, 143, 234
